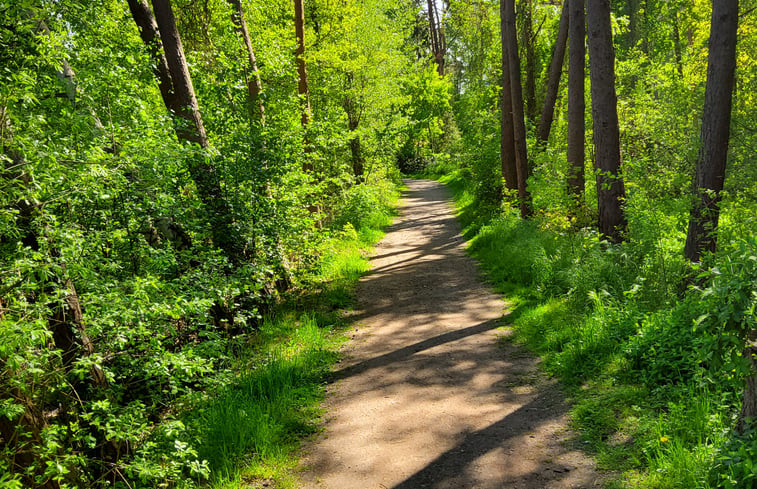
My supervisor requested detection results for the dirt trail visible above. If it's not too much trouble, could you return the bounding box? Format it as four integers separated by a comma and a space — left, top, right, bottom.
299, 180, 600, 489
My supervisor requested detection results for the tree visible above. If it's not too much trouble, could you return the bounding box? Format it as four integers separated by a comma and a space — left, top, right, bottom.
427, 0, 446, 75
294, 0, 312, 128
586, 0, 625, 241
227, 0, 265, 124
502, 0, 532, 216
500, 0, 518, 192
520, 0, 537, 123
130, 0, 245, 261
343, 72, 365, 180
536, 0, 568, 146
567, 0, 585, 202
683, 0, 738, 262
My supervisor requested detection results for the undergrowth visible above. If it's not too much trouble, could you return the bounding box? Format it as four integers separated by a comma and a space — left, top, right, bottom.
434, 169, 757, 489
149, 182, 398, 489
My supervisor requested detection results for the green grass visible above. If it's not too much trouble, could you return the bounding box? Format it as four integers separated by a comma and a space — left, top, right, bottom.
431, 169, 751, 488
178, 184, 400, 488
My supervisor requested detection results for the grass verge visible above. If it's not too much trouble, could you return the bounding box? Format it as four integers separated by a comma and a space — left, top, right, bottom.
179, 184, 400, 489
433, 169, 755, 489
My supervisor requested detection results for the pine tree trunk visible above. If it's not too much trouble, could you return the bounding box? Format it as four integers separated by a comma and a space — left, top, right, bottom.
228, 0, 265, 124
567, 0, 585, 202
500, 0, 518, 192
503, 0, 532, 217
536, 0, 568, 147
586, 0, 626, 242
683, 0, 738, 262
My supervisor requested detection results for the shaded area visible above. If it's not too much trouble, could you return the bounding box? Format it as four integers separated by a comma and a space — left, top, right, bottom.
300, 180, 600, 489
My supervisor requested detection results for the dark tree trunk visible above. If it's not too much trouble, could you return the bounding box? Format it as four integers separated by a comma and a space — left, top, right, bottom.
567, 0, 585, 202
503, 0, 532, 217
521, 0, 537, 123
740, 339, 757, 433
343, 78, 365, 181
500, 0, 518, 192
228, 0, 265, 124
586, 0, 626, 242
132, 0, 245, 262
683, 0, 738, 262
536, 0, 568, 147
150, 0, 209, 147
427, 0, 446, 75
126, 0, 178, 112
294, 0, 311, 128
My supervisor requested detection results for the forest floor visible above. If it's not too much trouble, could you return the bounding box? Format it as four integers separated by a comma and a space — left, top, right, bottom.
297, 179, 603, 489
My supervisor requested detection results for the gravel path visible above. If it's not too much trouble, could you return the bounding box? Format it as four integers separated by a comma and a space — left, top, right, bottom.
299, 179, 600, 489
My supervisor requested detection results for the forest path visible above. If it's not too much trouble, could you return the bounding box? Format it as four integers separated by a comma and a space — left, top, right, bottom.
298, 179, 600, 489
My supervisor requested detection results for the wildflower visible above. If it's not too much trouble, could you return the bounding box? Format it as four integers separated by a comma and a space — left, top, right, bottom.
659, 436, 670, 443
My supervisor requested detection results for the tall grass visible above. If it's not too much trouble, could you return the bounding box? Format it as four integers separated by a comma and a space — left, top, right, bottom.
178, 181, 399, 488
435, 169, 755, 488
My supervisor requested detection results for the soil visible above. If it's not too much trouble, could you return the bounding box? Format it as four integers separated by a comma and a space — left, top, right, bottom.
299, 179, 601, 489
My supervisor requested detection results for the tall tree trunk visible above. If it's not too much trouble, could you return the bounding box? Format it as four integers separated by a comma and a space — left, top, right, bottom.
521, 0, 537, 123
126, 0, 177, 112
503, 0, 532, 217
567, 0, 585, 202
500, 27, 518, 193
427, 0, 446, 75
1, 123, 105, 488
37, 20, 105, 133
131, 0, 245, 262
536, 0, 568, 147
228, 0, 265, 124
343, 77, 365, 181
294, 0, 311, 128
150, 0, 208, 147
683, 0, 738, 262
500, 1, 518, 192
586, 0, 626, 242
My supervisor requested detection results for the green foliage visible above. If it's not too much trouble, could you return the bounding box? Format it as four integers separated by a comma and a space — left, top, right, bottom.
0, 0, 406, 486
438, 164, 756, 488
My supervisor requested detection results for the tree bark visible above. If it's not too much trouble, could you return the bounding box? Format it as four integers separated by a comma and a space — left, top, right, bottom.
343, 78, 365, 181
126, 0, 178, 114
587, 0, 626, 242
739, 340, 757, 433
150, 0, 209, 147
683, 0, 738, 262
294, 0, 311, 128
503, 0, 532, 217
500, 19, 518, 193
37, 20, 105, 133
567, 0, 585, 202
427, 0, 446, 75
536, 0, 568, 147
628, 0, 638, 48
227, 0, 265, 125
131, 0, 245, 262
522, 0, 537, 123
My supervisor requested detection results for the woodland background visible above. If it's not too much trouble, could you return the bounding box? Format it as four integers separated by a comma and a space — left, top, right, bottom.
1, 0, 756, 487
